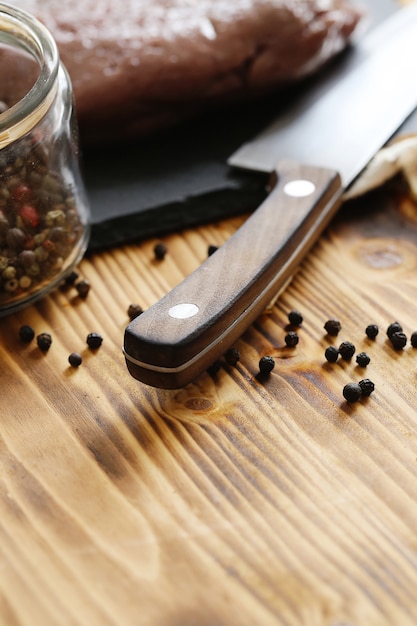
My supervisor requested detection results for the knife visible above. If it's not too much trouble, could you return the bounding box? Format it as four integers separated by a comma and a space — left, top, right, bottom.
124, 2, 417, 389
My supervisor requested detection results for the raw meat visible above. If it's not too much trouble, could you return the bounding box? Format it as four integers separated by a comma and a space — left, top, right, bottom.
13, 0, 363, 142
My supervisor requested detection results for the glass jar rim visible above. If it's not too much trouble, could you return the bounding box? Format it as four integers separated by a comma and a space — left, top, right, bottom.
0, 2, 59, 147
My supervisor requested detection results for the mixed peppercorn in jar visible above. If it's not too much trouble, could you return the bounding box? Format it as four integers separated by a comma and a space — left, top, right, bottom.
0, 2, 90, 314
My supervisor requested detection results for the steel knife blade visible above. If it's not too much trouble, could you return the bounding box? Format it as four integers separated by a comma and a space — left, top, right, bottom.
124, 2, 417, 389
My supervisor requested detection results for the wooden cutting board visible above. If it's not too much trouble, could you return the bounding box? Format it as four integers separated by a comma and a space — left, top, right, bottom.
1, 173, 417, 624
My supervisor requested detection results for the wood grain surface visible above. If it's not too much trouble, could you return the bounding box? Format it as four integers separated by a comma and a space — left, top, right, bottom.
1, 180, 417, 625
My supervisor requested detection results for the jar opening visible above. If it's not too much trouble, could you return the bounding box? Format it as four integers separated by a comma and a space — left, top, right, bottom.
0, 43, 39, 109
0, 2, 59, 147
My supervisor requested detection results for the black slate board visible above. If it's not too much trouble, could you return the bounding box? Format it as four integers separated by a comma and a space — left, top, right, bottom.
83, 0, 406, 252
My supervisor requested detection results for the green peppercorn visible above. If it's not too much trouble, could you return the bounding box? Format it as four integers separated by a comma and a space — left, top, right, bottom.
358, 378, 375, 397
365, 324, 379, 340
68, 352, 82, 367
288, 310, 303, 326
154, 242, 167, 260
285, 331, 299, 347
86, 332, 103, 349
356, 352, 370, 367
37, 332, 52, 352
258, 355, 275, 375
2, 265, 16, 281
27, 261, 40, 277
225, 347, 240, 366
339, 341, 356, 360
19, 324, 35, 343
324, 319, 341, 336
324, 346, 339, 363
45, 208, 65, 227
343, 382, 362, 403
19, 276, 31, 290
4, 278, 19, 292
34, 246, 48, 263
390, 331, 407, 350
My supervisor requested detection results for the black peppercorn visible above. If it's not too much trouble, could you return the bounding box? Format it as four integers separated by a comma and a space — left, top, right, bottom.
128, 303, 144, 320
358, 378, 375, 397
324, 346, 339, 363
86, 332, 103, 349
288, 310, 303, 326
36, 332, 52, 352
390, 331, 407, 350
365, 324, 379, 340
343, 382, 362, 403
208, 245, 218, 257
19, 324, 35, 343
258, 355, 275, 375
356, 352, 370, 367
75, 279, 91, 298
207, 360, 222, 376
411, 331, 417, 348
154, 242, 167, 260
225, 347, 240, 366
68, 352, 82, 367
285, 331, 299, 347
338, 341, 356, 360
324, 319, 342, 336
386, 321, 403, 339
64, 270, 79, 286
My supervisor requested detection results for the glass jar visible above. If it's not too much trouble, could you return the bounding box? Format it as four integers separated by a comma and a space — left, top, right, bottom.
0, 2, 90, 315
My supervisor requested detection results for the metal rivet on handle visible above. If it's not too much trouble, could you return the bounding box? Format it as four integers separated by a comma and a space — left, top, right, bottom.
169, 303, 199, 319
283, 180, 316, 197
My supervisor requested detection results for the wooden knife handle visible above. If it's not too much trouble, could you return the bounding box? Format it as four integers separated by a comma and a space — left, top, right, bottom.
124, 160, 343, 388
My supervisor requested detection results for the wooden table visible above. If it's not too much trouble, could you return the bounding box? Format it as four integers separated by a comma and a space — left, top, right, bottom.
2, 176, 417, 625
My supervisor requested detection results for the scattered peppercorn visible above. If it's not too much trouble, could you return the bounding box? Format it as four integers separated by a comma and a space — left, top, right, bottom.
343, 382, 362, 403
128, 303, 144, 320
387, 321, 403, 339
324, 346, 339, 363
154, 242, 167, 260
207, 360, 222, 376
75, 279, 91, 298
288, 310, 303, 326
64, 270, 79, 286
324, 319, 342, 336
390, 331, 407, 350
258, 355, 275, 375
338, 341, 356, 360
68, 352, 82, 367
356, 352, 370, 367
208, 245, 218, 257
225, 347, 240, 366
285, 331, 299, 347
36, 332, 52, 352
86, 332, 103, 349
365, 324, 379, 340
411, 331, 417, 348
19, 324, 35, 343
358, 378, 375, 397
